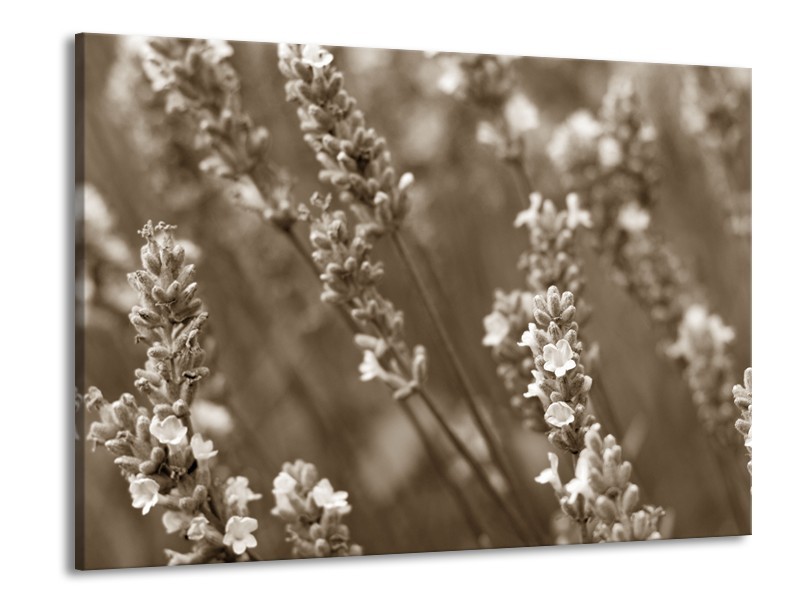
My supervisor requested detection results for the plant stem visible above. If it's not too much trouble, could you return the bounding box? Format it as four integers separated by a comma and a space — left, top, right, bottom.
389, 230, 536, 540
400, 400, 490, 547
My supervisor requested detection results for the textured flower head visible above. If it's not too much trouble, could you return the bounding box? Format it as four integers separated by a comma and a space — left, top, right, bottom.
312, 478, 352, 514
544, 401, 576, 428
190, 433, 218, 461
542, 339, 577, 378
301, 44, 333, 69
565, 193, 592, 230
223, 516, 258, 555
129, 477, 160, 515
482, 311, 511, 347
535, 452, 564, 494
149, 415, 188, 445
225, 476, 263, 513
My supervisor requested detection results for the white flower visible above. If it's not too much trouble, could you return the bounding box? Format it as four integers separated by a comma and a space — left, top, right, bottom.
225, 476, 263, 512
398, 172, 415, 193
186, 515, 210, 541
547, 110, 602, 172
597, 135, 623, 168
149, 415, 187, 445
223, 516, 258, 555
437, 59, 464, 95
544, 401, 576, 428
311, 478, 351, 514
517, 323, 537, 351
565, 193, 592, 229
514, 193, 543, 229
202, 39, 234, 64
271, 472, 298, 516
301, 44, 333, 68
535, 452, 564, 494
129, 477, 160, 515
161, 510, 192, 534
564, 454, 594, 503
504, 92, 539, 136
542, 340, 577, 378
191, 398, 234, 437
190, 433, 218, 461
617, 203, 651, 233
482, 311, 511, 347
359, 350, 388, 382
476, 121, 504, 148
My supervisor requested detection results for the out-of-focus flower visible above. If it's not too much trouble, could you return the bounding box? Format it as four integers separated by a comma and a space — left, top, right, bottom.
514, 193, 543, 229
311, 478, 352, 515
190, 433, 218, 461
598, 135, 623, 168
202, 39, 233, 64
149, 415, 188, 445
543, 340, 577, 378
358, 350, 388, 382
476, 121, 504, 148
225, 476, 263, 513
544, 401, 576, 428
617, 203, 651, 233
162, 510, 192, 534
535, 452, 563, 494
186, 515, 210, 541
300, 44, 333, 68
565, 193, 592, 230
482, 311, 511, 347
129, 477, 160, 515
504, 92, 539, 136
437, 59, 464, 95
223, 516, 258, 555
547, 110, 602, 172
191, 398, 234, 437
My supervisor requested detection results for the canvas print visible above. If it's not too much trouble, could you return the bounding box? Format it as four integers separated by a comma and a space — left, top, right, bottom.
75, 33, 752, 569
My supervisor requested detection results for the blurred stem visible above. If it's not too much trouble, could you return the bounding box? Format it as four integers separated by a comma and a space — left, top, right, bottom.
506, 156, 534, 209
400, 399, 490, 547
389, 230, 539, 544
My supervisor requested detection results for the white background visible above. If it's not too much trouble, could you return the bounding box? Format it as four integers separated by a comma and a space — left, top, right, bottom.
0, 1, 796, 598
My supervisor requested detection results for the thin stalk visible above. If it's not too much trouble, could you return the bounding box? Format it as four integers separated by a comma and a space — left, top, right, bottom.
507, 157, 534, 209
400, 400, 489, 547
417, 387, 531, 545
588, 370, 624, 441
389, 230, 534, 535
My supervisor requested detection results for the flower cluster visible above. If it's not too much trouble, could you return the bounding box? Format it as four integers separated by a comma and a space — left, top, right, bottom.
305, 194, 427, 401
680, 67, 752, 236
482, 290, 544, 430
278, 43, 413, 235
667, 304, 737, 441
517, 286, 595, 454
547, 80, 688, 327
536, 424, 664, 542
483, 194, 591, 430
140, 37, 296, 228
86, 221, 262, 565
732, 368, 752, 475
271, 460, 363, 558
432, 52, 538, 161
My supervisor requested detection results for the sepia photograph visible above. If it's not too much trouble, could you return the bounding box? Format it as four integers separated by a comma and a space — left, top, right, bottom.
75, 33, 752, 570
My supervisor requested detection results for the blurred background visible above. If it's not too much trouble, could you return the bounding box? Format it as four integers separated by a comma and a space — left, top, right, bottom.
76, 34, 751, 568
